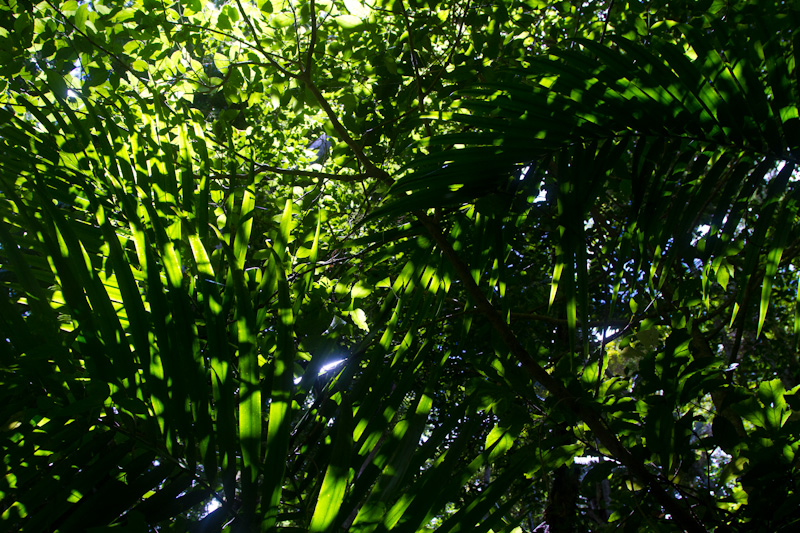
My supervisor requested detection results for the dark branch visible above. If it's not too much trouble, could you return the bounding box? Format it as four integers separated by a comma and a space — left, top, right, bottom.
299, 75, 392, 184
211, 164, 371, 183
305, 0, 318, 76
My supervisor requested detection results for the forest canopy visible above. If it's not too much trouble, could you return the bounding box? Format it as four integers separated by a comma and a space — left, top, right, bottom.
2, 0, 800, 531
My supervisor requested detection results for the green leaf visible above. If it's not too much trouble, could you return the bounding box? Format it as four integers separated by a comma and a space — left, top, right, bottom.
349, 308, 369, 332
758, 378, 789, 430
310, 394, 353, 532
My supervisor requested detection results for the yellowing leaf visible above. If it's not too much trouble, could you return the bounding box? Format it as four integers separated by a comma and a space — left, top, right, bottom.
74, 4, 89, 32
272, 13, 294, 27
716, 259, 731, 290
343, 0, 369, 18
112, 8, 136, 22
351, 282, 372, 298
335, 15, 362, 29
486, 425, 516, 462
214, 53, 230, 73
349, 308, 369, 331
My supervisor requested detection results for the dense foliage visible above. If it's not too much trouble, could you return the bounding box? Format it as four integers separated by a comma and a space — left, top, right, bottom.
2, 0, 800, 531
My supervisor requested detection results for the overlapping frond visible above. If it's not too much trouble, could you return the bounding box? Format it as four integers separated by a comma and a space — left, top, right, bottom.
386, 7, 800, 343
0, 60, 531, 533
372, 6, 800, 530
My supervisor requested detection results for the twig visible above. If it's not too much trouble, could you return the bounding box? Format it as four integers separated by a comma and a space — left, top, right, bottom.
305, 0, 318, 76
203, 134, 372, 183
398, 1, 427, 116
210, 165, 370, 183
300, 75, 392, 183
599, 0, 614, 45
170, 19, 297, 78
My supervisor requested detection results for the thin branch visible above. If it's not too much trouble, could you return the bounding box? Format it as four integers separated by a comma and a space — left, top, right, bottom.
300, 75, 392, 183
657, 279, 748, 439
422, 0, 471, 100
170, 20, 298, 78
305, 0, 318, 76
398, 0, 432, 138
211, 164, 371, 183
203, 135, 372, 183
44, 0, 151, 87
727, 272, 760, 367
235, 0, 265, 57
599, 0, 615, 45
398, 2, 424, 108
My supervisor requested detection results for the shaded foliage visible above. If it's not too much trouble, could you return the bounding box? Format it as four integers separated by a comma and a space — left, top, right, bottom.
2, 1, 800, 532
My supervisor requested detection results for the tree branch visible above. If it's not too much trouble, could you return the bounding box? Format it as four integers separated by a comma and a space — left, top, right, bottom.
599, 0, 615, 45
299, 75, 392, 184
204, 136, 372, 183
211, 164, 370, 183
172, 19, 298, 79
305, 0, 318, 76
398, 2, 424, 107
398, 0, 432, 138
